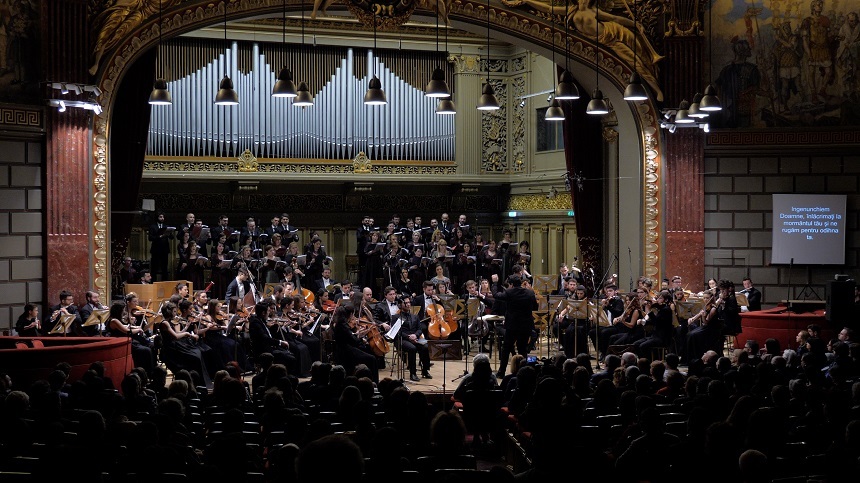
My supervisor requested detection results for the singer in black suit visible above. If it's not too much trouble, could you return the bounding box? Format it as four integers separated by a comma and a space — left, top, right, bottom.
493, 275, 538, 378
148, 212, 173, 281
279, 213, 300, 244
212, 215, 237, 252
240, 217, 263, 250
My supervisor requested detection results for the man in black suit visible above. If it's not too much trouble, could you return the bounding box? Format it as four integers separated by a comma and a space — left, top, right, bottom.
280, 213, 300, 244
147, 212, 173, 281
372, 286, 400, 331
396, 295, 432, 381
79, 290, 107, 336
411, 280, 441, 322
493, 275, 538, 378
741, 277, 762, 311
179, 212, 195, 240
240, 217, 262, 250
313, 267, 336, 294
211, 215, 238, 252
45, 290, 83, 336
265, 215, 282, 238
356, 215, 373, 275
248, 301, 296, 369
225, 268, 254, 301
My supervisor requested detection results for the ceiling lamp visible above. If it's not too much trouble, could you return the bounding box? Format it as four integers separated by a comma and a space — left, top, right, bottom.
214, 1, 238, 105
555, 0, 579, 100
623, 6, 648, 101
149, 0, 172, 105
436, 96, 456, 115
293, 2, 313, 107
425, 1, 451, 98
545, 4, 563, 121
272, 0, 297, 98
586, 1, 607, 115
364, 12, 387, 105
699, 4, 721, 111
674, 99, 694, 123
477, 0, 500, 111
688, 92, 708, 118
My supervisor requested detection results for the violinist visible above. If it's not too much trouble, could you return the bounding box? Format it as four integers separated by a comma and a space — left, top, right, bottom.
204, 298, 249, 370
106, 301, 155, 374
595, 289, 644, 359
122, 292, 155, 347
293, 294, 322, 362
396, 296, 432, 381
277, 296, 314, 377
559, 284, 590, 359
331, 304, 379, 382
632, 290, 674, 358
157, 300, 212, 388
248, 300, 297, 369
178, 299, 221, 379
315, 288, 337, 315
685, 279, 740, 363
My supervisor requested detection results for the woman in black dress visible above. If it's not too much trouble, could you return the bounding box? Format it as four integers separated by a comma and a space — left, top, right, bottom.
106, 301, 155, 375
331, 304, 379, 382
157, 301, 212, 388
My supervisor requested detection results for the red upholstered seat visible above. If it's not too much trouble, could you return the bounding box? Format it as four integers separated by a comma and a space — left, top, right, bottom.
30, 340, 44, 348
15, 342, 28, 349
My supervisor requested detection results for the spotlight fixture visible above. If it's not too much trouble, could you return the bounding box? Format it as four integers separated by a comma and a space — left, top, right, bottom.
60, 84, 69, 94
477, 0, 500, 111
214, 1, 239, 106
149, 0, 172, 105
272, 0, 297, 98
57, 100, 66, 113
47, 99, 102, 114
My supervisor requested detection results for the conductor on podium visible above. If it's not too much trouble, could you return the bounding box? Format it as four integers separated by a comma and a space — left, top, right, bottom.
493, 275, 538, 379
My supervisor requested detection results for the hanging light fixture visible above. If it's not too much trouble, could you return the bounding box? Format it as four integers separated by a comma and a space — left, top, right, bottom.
699, 2, 721, 111
586, 0, 608, 114
555, 0, 579, 101
214, 0, 239, 105
425, 1, 451, 98
545, 10, 564, 121
293, 3, 314, 107
149, 0, 172, 105
623, 4, 648, 101
436, 10, 456, 114
674, 99, 694, 123
688, 92, 708, 118
364, 11, 387, 105
477, 0, 500, 110
272, 0, 297, 98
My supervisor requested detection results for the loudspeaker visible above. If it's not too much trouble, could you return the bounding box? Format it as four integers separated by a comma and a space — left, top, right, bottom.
826, 280, 854, 322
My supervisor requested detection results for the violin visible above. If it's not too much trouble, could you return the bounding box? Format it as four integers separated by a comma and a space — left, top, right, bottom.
321, 299, 336, 313
618, 296, 640, 329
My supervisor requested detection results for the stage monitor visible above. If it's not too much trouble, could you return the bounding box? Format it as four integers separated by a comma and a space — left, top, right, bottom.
771, 194, 846, 265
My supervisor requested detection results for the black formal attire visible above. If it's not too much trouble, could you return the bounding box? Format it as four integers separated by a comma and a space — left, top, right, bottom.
79, 301, 107, 336
212, 224, 238, 252
240, 227, 263, 251
313, 275, 335, 294
148, 222, 173, 281
632, 303, 674, 357
493, 285, 538, 377
561, 297, 591, 358
304, 246, 329, 283
158, 318, 212, 388
478, 248, 503, 282
397, 311, 431, 378
280, 223, 300, 244
742, 287, 762, 311
210, 252, 232, 301
589, 296, 627, 356
44, 304, 83, 336
264, 224, 282, 238
15, 313, 42, 337
107, 317, 155, 375
332, 319, 379, 382
356, 225, 372, 278
248, 314, 296, 369
276, 317, 315, 378
361, 242, 385, 296
686, 295, 740, 362
225, 277, 253, 302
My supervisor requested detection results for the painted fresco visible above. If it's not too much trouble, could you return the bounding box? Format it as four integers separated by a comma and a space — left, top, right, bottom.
0, 0, 40, 105
709, 0, 860, 128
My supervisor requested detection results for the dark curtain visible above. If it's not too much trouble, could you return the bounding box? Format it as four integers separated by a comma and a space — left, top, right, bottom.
110, 49, 156, 289
561, 85, 604, 291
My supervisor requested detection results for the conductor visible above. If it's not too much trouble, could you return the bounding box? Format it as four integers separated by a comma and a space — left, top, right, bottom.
493, 275, 538, 379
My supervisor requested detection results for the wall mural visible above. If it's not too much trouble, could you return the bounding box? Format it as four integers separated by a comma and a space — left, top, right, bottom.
709, 0, 860, 128
0, 0, 39, 104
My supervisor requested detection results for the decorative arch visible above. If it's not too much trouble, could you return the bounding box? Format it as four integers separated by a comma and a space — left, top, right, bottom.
89, 0, 663, 295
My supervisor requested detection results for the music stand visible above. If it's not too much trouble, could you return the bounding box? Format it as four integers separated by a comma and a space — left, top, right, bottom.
675, 299, 704, 320
532, 274, 557, 296
49, 313, 77, 336
435, 342, 454, 412
83, 309, 110, 329
547, 295, 566, 355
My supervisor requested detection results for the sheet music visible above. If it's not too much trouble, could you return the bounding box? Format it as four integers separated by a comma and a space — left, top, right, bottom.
385, 319, 402, 340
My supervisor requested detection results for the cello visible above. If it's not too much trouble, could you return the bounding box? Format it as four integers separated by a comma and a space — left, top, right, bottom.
426, 300, 451, 339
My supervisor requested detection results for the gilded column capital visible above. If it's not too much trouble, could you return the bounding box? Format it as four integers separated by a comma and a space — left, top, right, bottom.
449, 54, 482, 74
603, 128, 619, 143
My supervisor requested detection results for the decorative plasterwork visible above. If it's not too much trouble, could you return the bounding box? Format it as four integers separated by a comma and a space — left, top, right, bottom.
507, 194, 572, 211
143, 157, 457, 175
0, 104, 43, 131
510, 75, 526, 172
481, 78, 508, 173
450, 54, 481, 73
93, 0, 664, 295
237, 149, 259, 172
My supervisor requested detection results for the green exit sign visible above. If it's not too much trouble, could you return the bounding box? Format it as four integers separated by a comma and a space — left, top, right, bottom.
567, 211, 574, 217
